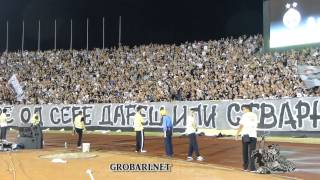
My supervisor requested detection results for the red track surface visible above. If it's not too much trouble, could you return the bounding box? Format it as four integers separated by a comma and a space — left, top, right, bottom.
38, 133, 320, 180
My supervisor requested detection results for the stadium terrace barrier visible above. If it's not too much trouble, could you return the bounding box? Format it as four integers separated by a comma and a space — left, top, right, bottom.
1, 97, 320, 131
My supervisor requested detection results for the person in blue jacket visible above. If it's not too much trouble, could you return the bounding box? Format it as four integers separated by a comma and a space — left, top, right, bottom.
160, 107, 173, 157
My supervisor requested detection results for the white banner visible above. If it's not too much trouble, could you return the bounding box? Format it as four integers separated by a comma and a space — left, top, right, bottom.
298, 65, 320, 88
8, 74, 25, 101
1, 97, 320, 131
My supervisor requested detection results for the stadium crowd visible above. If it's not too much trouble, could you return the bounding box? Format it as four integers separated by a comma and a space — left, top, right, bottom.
1, 34, 320, 105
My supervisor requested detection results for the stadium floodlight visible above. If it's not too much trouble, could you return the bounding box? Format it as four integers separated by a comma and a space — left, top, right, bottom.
266, 0, 320, 50
283, 2, 301, 29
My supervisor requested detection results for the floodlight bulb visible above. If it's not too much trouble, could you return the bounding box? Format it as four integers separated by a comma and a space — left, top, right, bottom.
286, 3, 291, 9
292, 2, 298, 8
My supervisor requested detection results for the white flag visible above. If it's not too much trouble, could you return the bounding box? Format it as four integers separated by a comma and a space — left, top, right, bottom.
8, 74, 25, 101
297, 65, 320, 89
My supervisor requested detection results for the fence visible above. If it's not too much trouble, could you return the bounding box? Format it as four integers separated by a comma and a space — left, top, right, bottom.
1, 16, 122, 52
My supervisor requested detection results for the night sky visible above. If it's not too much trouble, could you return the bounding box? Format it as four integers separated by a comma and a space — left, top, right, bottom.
0, 0, 263, 51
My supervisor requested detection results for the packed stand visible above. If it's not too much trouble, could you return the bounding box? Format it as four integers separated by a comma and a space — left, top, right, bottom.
1, 34, 320, 105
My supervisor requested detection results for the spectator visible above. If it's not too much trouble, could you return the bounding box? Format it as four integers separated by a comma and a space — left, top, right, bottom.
0, 34, 319, 104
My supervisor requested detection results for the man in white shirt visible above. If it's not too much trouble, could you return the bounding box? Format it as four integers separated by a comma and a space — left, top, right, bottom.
186, 109, 203, 161
134, 106, 147, 153
236, 105, 258, 172
0, 109, 8, 141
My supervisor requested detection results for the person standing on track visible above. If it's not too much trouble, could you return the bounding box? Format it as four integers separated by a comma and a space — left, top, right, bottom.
73, 111, 86, 148
186, 109, 203, 161
31, 112, 43, 148
31, 113, 41, 126
160, 107, 173, 157
134, 106, 147, 153
235, 105, 258, 172
0, 109, 8, 141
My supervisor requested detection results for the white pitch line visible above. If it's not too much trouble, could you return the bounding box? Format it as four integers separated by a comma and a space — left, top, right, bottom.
86, 169, 94, 180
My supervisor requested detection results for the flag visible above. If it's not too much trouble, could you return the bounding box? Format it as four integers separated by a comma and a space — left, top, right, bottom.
297, 65, 320, 89
8, 74, 25, 101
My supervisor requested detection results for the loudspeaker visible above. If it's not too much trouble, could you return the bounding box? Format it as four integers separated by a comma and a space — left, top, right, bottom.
18, 127, 33, 137
17, 124, 43, 149
16, 137, 41, 149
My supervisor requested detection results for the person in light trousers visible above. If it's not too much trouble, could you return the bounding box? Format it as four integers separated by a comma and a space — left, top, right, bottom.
186, 109, 203, 161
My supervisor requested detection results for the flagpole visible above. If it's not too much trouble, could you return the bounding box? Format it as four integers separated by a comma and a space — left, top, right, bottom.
118, 16, 121, 47
54, 19, 57, 51
21, 20, 25, 57
103, 17, 105, 49
86, 18, 89, 51
6, 21, 9, 52
38, 20, 41, 51
70, 19, 73, 50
